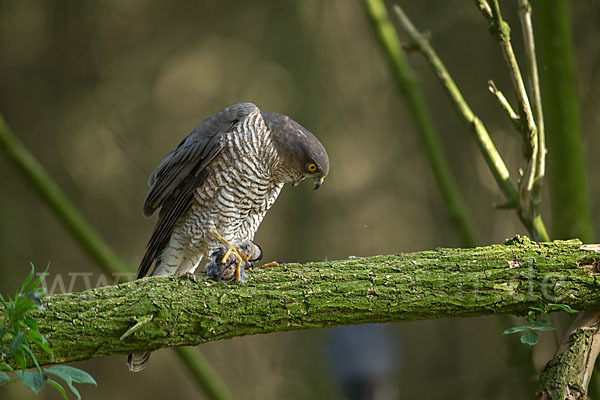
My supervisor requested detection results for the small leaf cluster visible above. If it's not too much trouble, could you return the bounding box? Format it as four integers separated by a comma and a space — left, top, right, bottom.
503, 303, 578, 345
0, 265, 97, 399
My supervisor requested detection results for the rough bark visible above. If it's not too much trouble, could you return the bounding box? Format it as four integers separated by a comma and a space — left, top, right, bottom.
538, 310, 600, 399
2, 238, 600, 368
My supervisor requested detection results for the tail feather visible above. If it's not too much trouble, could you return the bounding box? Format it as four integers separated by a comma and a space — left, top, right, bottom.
128, 352, 151, 372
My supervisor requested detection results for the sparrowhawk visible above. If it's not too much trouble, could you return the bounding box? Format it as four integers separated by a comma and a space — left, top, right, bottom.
128, 102, 329, 372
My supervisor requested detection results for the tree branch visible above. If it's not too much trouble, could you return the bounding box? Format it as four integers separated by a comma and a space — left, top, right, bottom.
2, 238, 599, 368
538, 309, 600, 399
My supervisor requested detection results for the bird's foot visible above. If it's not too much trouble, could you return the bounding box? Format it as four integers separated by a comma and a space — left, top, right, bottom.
205, 247, 247, 282
206, 230, 274, 282
208, 229, 248, 281
248, 261, 280, 271
207, 230, 264, 282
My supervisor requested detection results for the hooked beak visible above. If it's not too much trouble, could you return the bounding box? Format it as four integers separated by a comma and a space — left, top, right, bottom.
313, 176, 325, 190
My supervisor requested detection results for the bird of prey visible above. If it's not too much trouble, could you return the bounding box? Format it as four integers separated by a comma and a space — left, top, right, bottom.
128, 102, 329, 372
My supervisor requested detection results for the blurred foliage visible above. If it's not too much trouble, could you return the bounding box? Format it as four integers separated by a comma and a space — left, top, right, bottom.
0, 1, 598, 399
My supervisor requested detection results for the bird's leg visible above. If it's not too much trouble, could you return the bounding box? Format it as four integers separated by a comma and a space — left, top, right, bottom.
210, 229, 248, 281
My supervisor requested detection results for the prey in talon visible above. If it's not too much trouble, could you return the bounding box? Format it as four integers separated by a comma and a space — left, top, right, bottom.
206, 230, 263, 282
128, 103, 329, 372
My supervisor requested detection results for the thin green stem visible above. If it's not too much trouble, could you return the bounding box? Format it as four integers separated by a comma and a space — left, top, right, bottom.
488, 80, 520, 127
362, 0, 479, 247
0, 115, 232, 400
390, 4, 550, 242
391, 5, 517, 209
174, 347, 233, 400
483, 0, 539, 194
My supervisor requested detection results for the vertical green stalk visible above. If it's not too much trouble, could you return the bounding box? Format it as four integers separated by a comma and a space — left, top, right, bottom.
362, 0, 479, 247
533, 1, 598, 396
532, 0, 594, 242
0, 115, 232, 400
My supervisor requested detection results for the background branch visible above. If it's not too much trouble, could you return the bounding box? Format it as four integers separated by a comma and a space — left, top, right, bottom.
2, 238, 599, 368
531, 0, 594, 243
532, 0, 597, 396
361, 0, 478, 247
391, 4, 549, 241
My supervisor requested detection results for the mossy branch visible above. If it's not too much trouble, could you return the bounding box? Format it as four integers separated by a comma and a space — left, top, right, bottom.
1, 238, 599, 368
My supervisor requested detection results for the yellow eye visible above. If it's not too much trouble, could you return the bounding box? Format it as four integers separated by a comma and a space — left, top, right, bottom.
307, 162, 318, 173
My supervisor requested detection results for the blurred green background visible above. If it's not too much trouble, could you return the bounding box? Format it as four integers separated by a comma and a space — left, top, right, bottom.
1, 0, 598, 398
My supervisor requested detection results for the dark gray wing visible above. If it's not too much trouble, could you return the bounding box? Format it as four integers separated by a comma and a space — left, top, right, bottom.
137, 102, 259, 278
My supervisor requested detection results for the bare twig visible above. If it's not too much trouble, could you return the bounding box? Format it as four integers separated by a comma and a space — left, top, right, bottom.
391, 5, 516, 204
391, 5, 549, 241
473, 0, 546, 236
488, 80, 520, 126
518, 0, 546, 185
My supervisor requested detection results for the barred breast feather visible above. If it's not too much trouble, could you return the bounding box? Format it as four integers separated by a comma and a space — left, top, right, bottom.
185, 109, 283, 248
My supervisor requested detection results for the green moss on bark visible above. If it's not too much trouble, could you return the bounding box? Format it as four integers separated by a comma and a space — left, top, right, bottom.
2, 239, 599, 367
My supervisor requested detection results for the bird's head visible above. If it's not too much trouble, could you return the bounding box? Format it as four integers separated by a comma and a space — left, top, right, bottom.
262, 112, 329, 190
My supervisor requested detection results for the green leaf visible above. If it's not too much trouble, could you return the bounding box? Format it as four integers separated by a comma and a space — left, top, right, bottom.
30, 331, 54, 360
503, 326, 531, 335
47, 378, 68, 400
20, 264, 36, 296
45, 365, 97, 400
13, 350, 27, 371
533, 318, 550, 327
0, 362, 13, 372
21, 343, 41, 372
28, 330, 53, 358
16, 370, 45, 394
12, 296, 36, 326
530, 325, 556, 331
45, 365, 97, 385
546, 303, 578, 314
26, 327, 53, 357
0, 371, 16, 385
23, 316, 39, 331
27, 327, 43, 343
9, 332, 25, 357
525, 312, 536, 325
521, 331, 539, 346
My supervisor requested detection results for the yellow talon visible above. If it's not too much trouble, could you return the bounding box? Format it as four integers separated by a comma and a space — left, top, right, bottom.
210, 229, 248, 281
